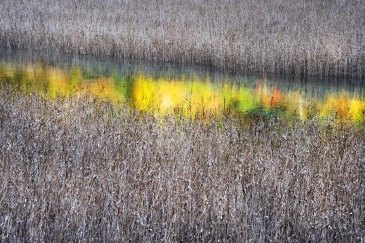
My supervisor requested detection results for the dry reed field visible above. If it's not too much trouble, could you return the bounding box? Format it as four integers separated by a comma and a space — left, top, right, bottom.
0, 0, 364, 78
0, 86, 364, 242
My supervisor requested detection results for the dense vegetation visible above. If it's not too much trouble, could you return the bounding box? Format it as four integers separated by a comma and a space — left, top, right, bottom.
0, 86, 364, 242
0, 0, 364, 78
1, 0, 364, 241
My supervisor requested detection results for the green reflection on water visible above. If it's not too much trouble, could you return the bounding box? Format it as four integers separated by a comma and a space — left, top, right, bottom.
1, 58, 365, 123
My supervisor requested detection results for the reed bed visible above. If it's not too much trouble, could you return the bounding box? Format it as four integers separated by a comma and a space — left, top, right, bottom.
0, 86, 364, 242
0, 0, 364, 78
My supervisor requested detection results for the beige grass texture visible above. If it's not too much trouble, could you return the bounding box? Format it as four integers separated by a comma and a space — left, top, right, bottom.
0, 87, 364, 242
0, 0, 364, 78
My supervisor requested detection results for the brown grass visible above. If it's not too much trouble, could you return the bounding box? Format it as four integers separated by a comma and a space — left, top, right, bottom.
0, 0, 364, 78
0, 85, 364, 242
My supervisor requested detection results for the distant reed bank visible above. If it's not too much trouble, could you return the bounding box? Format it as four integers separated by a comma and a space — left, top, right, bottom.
0, 0, 364, 78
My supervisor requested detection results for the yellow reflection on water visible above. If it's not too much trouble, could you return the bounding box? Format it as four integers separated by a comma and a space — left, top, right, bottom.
1, 61, 365, 123
132, 74, 253, 119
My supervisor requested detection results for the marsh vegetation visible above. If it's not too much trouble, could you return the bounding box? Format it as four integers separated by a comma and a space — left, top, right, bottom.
0, 85, 364, 242
0, 1, 365, 242
0, 0, 364, 78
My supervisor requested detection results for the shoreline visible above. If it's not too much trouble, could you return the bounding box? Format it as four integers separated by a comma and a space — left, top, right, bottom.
2, 46, 364, 85
1, 49, 365, 124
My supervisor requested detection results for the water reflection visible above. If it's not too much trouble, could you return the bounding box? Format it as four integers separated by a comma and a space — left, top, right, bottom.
1, 58, 365, 123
